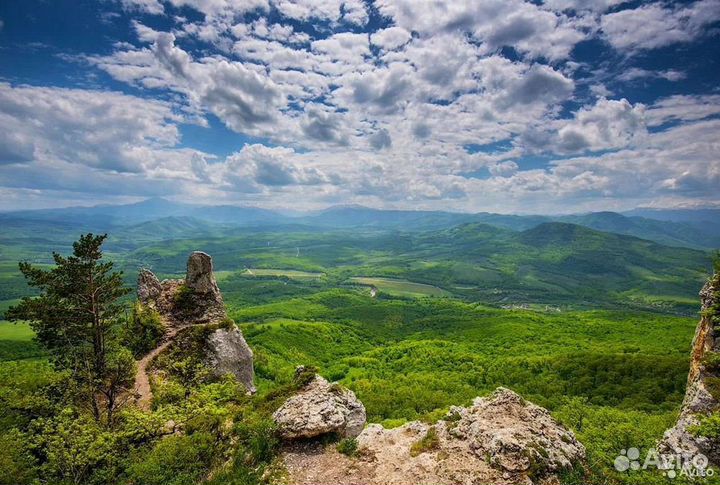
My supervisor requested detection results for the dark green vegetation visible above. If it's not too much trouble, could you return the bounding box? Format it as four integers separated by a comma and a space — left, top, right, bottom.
0, 203, 717, 484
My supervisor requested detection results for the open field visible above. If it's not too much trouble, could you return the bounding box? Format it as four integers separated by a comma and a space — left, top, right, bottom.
348, 276, 449, 297
242, 268, 325, 279
0, 321, 43, 361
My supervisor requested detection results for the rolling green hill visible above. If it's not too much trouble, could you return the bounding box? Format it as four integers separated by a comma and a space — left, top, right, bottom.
1, 219, 711, 315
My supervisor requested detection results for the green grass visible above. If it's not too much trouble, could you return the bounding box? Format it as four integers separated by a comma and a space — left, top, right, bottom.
0, 321, 44, 361
242, 268, 325, 279
348, 277, 449, 297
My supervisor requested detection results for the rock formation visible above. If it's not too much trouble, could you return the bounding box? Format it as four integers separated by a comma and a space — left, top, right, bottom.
206, 326, 256, 393
136, 251, 255, 393
138, 251, 227, 325
273, 368, 366, 439
659, 273, 720, 464
281, 387, 584, 485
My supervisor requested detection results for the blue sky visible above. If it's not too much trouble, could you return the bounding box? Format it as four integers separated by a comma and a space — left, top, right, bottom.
0, 0, 719, 213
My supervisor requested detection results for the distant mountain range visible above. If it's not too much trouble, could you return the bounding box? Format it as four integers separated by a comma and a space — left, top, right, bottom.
1, 198, 718, 250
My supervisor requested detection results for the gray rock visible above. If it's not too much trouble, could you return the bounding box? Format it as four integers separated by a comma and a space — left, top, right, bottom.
186, 251, 221, 297
273, 371, 366, 439
446, 387, 585, 474
301, 387, 587, 485
137, 269, 162, 304
206, 326, 256, 394
139, 252, 227, 325
659, 275, 720, 464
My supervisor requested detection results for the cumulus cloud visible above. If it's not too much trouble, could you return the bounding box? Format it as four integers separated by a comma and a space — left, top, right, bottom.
92, 32, 283, 135
500, 64, 574, 107
2, 0, 717, 212
556, 98, 646, 153
375, 0, 586, 61
601, 0, 720, 52
370, 27, 412, 51
219, 144, 332, 191
0, 83, 199, 173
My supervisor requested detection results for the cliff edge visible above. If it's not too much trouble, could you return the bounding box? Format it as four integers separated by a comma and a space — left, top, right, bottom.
660, 271, 720, 464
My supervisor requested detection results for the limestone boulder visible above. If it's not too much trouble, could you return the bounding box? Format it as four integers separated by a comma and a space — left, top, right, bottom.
273, 370, 366, 440
206, 326, 256, 393
282, 387, 585, 485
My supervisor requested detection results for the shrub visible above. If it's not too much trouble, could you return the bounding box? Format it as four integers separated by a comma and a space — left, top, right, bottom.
122, 303, 165, 358
410, 427, 439, 457
336, 437, 359, 457
705, 377, 720, 401
690, 412, 720, 440
124, 432, 217, 485
702, 352, 720, 374
0, 430, 37, 485
219, 317, 236, 330
234, 415, 279, 465
293, 365, 319, 388
173, 284, 195, 314
29, 408, 122, 485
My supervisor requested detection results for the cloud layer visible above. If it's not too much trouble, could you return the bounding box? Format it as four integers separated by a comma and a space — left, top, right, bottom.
1, 0, 719, 212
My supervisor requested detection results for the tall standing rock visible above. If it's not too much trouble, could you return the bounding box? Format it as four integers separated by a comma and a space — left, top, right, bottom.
187, 251, 222, 297
183, 251, 227, 324
659, 273, 720, 464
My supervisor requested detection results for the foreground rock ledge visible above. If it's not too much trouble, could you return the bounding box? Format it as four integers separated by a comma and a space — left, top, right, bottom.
273, 369, 366, 440
282, 387, 585, 485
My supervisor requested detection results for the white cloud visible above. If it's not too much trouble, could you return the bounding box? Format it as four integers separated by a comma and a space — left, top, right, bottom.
645, 95, 720, 127
601, 0, 720, 52
0, 83, 199, 173
556, 98, 646, 153
273, 0, 343, 22
219, 144, 331, 190
370, 26, 412, 51
342, 0, 368, 25
375, 0, 586, 61
168, 0, 269, 17
617, 67, 687, 82
117, 0, 164, 15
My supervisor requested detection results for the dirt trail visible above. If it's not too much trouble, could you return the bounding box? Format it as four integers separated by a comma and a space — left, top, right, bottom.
134, 324, 185, 410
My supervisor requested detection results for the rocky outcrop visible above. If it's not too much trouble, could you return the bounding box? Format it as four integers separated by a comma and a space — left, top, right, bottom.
206, 327, 255, 393
273, 368, 366, 439
659, 274, 720, 464
282, 387, 585, 485
136, 251, 255, 394
138, 251, 227, 325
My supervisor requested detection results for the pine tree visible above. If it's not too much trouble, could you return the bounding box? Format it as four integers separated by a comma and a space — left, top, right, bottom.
7, 234, 135, 425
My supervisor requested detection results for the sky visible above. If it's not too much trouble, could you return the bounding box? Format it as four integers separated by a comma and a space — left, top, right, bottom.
0, 0, 719, 214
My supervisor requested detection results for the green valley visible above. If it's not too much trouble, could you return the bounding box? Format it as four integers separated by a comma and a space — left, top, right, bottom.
0, 206, 717, 485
